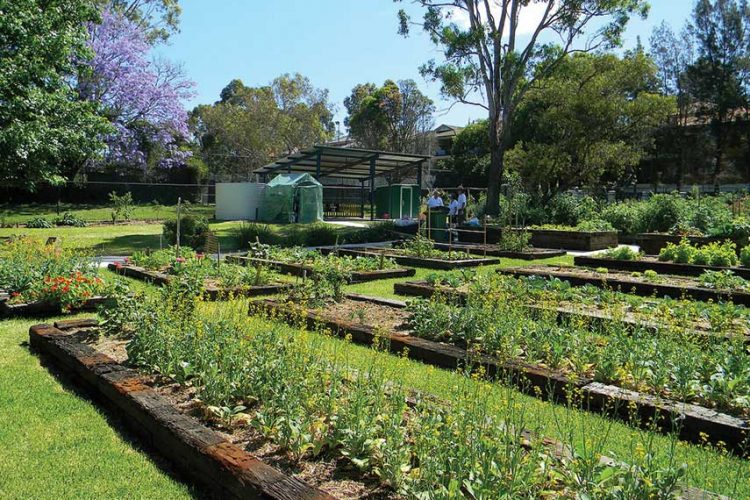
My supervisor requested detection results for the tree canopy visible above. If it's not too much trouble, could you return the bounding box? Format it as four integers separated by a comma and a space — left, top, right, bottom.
82, 7, 195, 174
344, 79, 435, 153
192, 75, 335, 178
0, 0, 112, 190
505, 51, 675, 199
397, 0, 649, 214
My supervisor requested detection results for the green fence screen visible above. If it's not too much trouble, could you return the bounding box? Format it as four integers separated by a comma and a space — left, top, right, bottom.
259, 173, 324, 224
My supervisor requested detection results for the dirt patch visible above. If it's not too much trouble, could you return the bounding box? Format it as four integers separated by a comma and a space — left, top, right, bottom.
316, 299, 411, 334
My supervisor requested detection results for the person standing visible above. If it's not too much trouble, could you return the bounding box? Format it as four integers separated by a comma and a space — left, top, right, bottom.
427, 190, 444, 209
456, 186, 467, 224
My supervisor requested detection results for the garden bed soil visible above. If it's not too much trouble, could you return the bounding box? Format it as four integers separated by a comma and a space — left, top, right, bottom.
498, 265, 750, 306
574, 255, 750, 279
432, 242, 567, 260
29, 318, 721, 499
252, 296, 749, 452
225, 256, 415, 283
392, 281, 749, 341
0, 293, 107, 318
458, 226, 617, 251
29, 319, 388, 500
620, 233, 748, 256
331, 248, 500, 270
107, 263, 291, 299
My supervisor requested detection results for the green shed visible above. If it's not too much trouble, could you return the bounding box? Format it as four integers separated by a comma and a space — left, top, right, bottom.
375, 184, 420, 219
259, 173, 324, 224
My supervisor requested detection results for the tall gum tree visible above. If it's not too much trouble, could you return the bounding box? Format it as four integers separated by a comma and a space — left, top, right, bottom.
396, 0, 649, 215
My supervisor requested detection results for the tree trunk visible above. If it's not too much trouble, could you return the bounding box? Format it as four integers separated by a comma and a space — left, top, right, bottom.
485, 115, 509, 217
713, 120, 723, 188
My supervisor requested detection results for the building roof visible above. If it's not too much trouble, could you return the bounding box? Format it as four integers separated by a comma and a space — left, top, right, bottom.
254, 145, 430, 182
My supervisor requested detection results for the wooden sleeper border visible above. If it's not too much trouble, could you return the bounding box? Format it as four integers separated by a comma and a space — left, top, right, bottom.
331, 248, 501, 270
575, 255, 750, 279
0, 294, 107, 318
393, 281, 748, 343
29, 319, 334, 500
108, 263, 291, 299
498, 267, 750, 306
252, 297, 750, 453
432, 242, 567, 260
225, 255, 416, 282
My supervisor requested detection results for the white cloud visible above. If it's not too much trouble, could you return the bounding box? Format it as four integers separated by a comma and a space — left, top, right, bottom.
448, 1, 550, 36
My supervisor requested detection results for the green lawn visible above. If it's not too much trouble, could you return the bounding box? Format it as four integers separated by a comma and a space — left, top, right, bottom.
0, 314, 195, 498
0, 221, 246, 255
0, 202, 215, 225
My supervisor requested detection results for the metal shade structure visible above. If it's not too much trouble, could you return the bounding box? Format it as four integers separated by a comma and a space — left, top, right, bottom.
254, 145, 430, 220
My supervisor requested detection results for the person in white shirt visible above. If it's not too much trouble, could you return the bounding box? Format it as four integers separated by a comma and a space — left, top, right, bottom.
456, 186, 467, 223
426, 191, 444, 209
448, 193, 459, 217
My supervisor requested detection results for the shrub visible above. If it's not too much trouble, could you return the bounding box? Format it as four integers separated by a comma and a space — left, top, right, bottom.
55, 212, 87, 227
741, 246, 750, 267
600, 201, 645, 234
659, 239, 737, 267
234, 222, 278, 248
303, 223, 339, 246
699, 270, 747, 290
499, 229, 531, 252
162, 214, 209, 250
26, 217, 52, 228
641, 193, 685, 233
109, 191, 134, 224
548, 194, 599, 226
576, 219, 615, 232
344, 221, 396, 244
658, 239, 694, 264
601, 246, 641, 261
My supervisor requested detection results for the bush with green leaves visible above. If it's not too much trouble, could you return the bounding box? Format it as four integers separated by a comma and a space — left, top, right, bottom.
600, 200, 646, 234
54, 212, 86, 227
741, 246, 750, 267
499, 229, 531, 252
303, 222, 339, 246
600, 246, 641, 261
235, 222, 279, 247
548, 193, 600, 226
699, 270, 748, 291
26, 217, 53, 228
162, 214, 209, 250
109, 191, 134, 223
659, 239, 737, 267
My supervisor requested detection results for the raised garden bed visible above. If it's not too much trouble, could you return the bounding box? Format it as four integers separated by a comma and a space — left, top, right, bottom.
251, 296, 749, 452
393, 280, 749, 342
621, 233, 748, 256
107, 263, 290, 299
0, 293, 107, 318
29, 319, 333, 499
226, 255, 415, 282
498, 266, 750, 306
332, 248, 500, 270
432, 242, 567, 260
574, 255, 750, 279
457, 226, 617, 250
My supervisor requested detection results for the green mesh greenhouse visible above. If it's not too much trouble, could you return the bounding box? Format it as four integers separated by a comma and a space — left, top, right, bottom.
254, 146, 430, 220
259, 173, 324, 224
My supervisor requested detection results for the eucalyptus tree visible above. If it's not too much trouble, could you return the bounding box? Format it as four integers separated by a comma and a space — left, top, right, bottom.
396, 0, 649, 215
344, 79, 435, 153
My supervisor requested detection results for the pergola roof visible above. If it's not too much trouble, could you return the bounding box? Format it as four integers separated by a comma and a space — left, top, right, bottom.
254, 145, 430, 182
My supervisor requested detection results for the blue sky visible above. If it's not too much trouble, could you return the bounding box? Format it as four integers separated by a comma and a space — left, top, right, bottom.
158, 1, 693, 132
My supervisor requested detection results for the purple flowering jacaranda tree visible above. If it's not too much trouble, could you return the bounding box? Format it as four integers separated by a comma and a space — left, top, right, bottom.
82, 8, 195, 171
